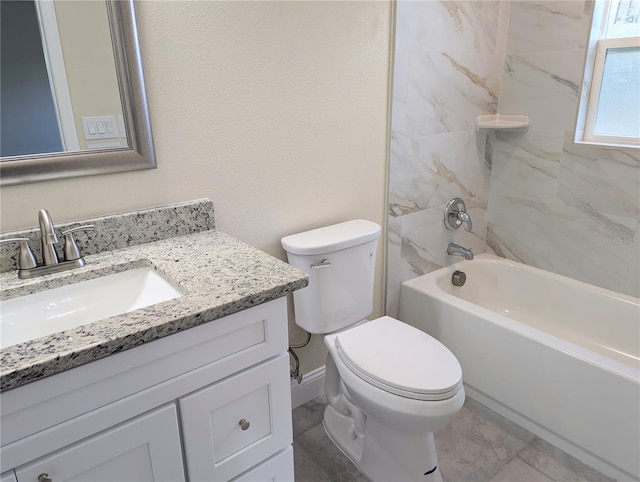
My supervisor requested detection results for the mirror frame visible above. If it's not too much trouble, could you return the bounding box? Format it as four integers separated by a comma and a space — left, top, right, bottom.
0, 0, 155, 186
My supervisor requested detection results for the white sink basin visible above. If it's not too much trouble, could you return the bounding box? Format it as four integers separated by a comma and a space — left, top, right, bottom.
0, 267, 182, 349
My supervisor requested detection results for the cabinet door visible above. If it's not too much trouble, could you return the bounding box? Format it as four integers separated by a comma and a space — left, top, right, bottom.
1, 471, 17, 482
15, 404, 184, 482
232, 447, 294, 482
180, 354, 292, 481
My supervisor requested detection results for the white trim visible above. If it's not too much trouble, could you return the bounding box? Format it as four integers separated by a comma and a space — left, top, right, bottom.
34, 0, 80, 152
574, 0, 608, 143
605, 0, 640, 39
583, 36, 640, 146
576, 0, 639, 147
290, 366, 325, 409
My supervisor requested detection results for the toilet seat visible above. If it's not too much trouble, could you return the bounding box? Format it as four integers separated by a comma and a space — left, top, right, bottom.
335, 316, 462, 401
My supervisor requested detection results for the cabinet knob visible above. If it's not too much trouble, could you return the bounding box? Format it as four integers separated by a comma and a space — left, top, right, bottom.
239, 418, 250, 431
37, 474, 53, 482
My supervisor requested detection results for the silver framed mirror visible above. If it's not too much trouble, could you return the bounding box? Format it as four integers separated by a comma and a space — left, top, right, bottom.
0, 0, 155, 186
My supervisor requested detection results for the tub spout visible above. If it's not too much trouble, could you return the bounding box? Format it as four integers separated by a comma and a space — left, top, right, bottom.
447, 242, 473, 260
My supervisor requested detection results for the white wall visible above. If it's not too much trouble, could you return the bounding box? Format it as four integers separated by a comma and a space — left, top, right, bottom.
0, 1, 392, 374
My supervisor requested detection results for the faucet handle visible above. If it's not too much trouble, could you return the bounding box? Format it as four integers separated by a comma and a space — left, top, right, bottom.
457, 211, 473, 232
61, 225, 95, 261
444, 197, 472, 232
0, 238, 38, 269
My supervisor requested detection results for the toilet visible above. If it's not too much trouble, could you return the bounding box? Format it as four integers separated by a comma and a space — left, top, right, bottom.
281, 220, 465, 482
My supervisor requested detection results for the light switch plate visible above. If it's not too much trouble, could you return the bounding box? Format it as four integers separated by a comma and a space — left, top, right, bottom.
82, 116, 119, 140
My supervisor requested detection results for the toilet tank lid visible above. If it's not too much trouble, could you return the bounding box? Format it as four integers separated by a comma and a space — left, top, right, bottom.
281, 219, 381, 255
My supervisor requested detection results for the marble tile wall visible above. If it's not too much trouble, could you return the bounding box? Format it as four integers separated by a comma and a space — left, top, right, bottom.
387, 1, 509, 315
487, 1, 640, 297
388, 1, 640, 310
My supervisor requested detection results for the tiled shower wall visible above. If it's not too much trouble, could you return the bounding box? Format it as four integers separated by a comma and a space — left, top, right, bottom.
387, 1, 509, 315
387, 1, 640, 313
487, 1, 640, 297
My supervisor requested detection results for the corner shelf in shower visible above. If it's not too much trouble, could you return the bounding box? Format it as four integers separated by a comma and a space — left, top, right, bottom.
476, 114, 529, 132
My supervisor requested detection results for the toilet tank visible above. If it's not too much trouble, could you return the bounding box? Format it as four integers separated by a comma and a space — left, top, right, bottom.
281, 220, 381, 334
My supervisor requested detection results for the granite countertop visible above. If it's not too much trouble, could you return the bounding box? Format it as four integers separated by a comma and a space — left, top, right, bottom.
0, 230, 308, 392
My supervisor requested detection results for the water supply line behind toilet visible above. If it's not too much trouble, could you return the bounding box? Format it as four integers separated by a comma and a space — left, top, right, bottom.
289, 330, 311, 384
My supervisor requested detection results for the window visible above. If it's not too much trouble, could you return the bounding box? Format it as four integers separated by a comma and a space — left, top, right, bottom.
578, 0, 640, 146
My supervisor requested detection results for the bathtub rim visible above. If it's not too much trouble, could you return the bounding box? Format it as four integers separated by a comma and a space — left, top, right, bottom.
400, 254, 640, 383
428, 253, 639, 305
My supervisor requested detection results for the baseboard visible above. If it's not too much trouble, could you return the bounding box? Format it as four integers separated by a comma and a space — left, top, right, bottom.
290, 366, 325, 409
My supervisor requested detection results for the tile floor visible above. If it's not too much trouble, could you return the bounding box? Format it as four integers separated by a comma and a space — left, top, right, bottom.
292, 396, 615, 482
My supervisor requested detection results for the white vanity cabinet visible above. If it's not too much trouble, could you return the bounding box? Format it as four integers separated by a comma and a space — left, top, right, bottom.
0, 297, 294, 482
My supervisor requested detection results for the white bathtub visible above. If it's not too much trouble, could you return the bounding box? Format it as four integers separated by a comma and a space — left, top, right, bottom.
399, 254, 640, 481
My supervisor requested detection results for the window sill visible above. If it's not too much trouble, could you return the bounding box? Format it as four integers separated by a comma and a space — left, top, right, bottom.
573, 137, 640, 149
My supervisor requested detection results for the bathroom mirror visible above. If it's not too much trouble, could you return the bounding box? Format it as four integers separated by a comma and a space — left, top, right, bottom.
0, 0, 155, 186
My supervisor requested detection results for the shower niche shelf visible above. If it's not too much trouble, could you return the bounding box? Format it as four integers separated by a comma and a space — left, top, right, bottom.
476, 115, 529, 132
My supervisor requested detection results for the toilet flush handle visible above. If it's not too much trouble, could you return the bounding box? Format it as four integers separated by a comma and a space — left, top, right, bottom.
310, 259, 332, 269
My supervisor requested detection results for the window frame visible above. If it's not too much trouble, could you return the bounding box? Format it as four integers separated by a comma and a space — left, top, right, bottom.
576, 0, 640, 148
583, 36, 640, 146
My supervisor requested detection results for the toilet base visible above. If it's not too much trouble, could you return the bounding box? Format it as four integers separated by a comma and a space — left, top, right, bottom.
323, 404, 444, 482
323, 404, 364, 464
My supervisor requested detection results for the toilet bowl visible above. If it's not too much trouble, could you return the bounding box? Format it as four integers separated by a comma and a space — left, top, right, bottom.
281, 220, 464, 481
322, 316, 464, 481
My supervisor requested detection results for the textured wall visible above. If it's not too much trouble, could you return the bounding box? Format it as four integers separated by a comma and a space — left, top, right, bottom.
0, 1, 392, 374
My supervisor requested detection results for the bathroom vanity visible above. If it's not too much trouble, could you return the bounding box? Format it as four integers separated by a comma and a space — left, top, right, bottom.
0, 200, 308, 481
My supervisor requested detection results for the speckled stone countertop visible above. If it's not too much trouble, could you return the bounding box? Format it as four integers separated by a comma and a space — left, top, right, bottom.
0, 199, 217, 273
0, 229, 308, 392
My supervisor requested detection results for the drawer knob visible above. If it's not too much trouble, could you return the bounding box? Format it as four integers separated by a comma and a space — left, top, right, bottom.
38, 474, 53, 482
239, 418, 250, 431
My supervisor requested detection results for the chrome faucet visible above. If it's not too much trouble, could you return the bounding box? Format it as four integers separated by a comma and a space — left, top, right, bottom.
0, 210, 94, 279
39, 209, 60, 265
447, 242, 474, 260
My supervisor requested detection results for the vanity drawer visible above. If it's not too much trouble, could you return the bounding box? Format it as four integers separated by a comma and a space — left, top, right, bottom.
179, 354, 292, 481
232, 446, 294, 481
